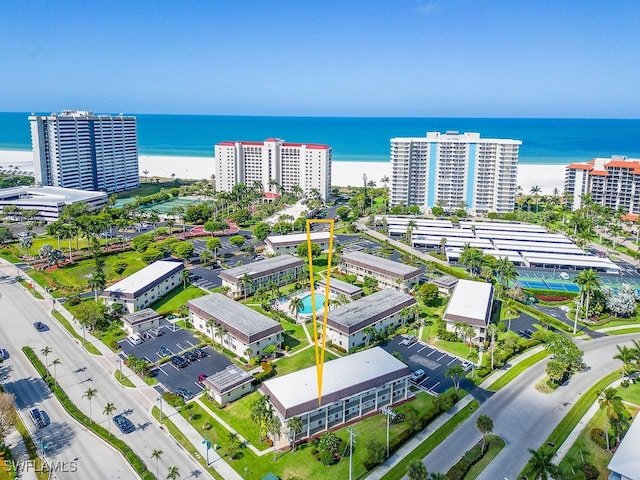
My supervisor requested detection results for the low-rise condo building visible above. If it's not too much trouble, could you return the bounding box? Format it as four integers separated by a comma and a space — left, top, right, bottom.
264, 232, 331, 256
565, 155, 640, 214
340, 251, 421, 291
219, 254, 304, 298
202, 365, 253, 406
215, 138, 332, 200
316, 278, 363, 301
390, 131, 521, 215
102, 260, 184, 314
30, 110, 139, 194
121, 308, 162, 336
187, 293, 283, 358
0, 186, 107, 223
443, 279, 493, 343
324, 289, 417, 352
261, 347, 410, 439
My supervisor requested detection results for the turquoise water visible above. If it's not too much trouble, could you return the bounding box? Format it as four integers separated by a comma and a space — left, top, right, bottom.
1, 112, 639, 164
300, 293, 326, 315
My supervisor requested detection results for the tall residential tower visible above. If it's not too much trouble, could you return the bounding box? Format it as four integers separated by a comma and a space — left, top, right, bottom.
390, 131, 521, 215
30, 110, 139, 194
214, 138, 331, 200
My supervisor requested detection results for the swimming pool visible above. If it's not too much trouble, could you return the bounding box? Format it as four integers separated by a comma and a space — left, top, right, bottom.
300, 293, 326, 315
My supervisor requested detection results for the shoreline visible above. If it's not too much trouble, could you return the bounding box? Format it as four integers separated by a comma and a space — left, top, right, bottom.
0, 149, 565, 193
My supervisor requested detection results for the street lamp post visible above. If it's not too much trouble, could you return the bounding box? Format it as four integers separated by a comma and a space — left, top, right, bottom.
117, 357, 122, 380
156, 396, 163, 421
381, 406, 397, 459
202, 433, 211, 465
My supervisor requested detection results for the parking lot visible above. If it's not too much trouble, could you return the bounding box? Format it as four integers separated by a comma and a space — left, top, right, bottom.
382, 336, 470, 395
118, 326, 232, 396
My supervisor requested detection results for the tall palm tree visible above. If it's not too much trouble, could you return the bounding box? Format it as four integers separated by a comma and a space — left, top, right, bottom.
573, 269, 601, 332
487, 324, 498, 370
240, 274, 255, 302
530, 185, 542, 213
51, 358, 62, 387
459, 245, 483, 276
41, 346, 52, 378
181, 269, 190, 289
215, 324, 226, 350
614, 345, 635, 381
289, 297, 303, 321
103, 402, 116, 435
598, 387, 623, 451
165, 217, 175, 234
205, 318, 216, 346
407, 460, 427, 480
151, 449, 163, 479
166, 465, 179, 480
286, 417, 303, 451
83, 387, 98, 425
476, 414, 493, 451
142, 169, 149, 182
526, 448, 560, 480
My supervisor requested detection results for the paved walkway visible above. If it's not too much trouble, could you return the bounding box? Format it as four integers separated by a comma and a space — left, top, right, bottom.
8, 261, 242, 480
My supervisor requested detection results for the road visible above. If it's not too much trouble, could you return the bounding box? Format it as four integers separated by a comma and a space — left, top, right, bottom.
418, 333, 639, 479
0, 267, 210, 480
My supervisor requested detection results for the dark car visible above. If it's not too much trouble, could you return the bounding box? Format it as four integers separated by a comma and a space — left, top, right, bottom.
184, 351, 197, 362
197, 374, 208, 385
156, 346, 171, 357
33, 322, 47, 332
29, 408, 46, 428
113, 414, 135, 434
0, 348, 7, 359
193, 348, 207, 358
170, 356, 188, 368
176, 387, 194, 401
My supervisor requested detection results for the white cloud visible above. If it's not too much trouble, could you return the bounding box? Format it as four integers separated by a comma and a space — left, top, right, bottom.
417, 1, 440, 15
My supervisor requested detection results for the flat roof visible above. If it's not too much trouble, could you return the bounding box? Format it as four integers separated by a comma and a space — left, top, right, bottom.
103, 260, 184, 299
608, 413, 640, 479
443, 279, 493, 328
219, 254, 304, 282
187, 293, 283, 344
459, 222, 547, 233
203, 364, 252, 395
122, 308, 162, 326
432, 275, 459, 288
327, 289, 417, 334
261, 347, 410, 419
523, 252, 621, 271
317, 278, 363, 296
413, 238, 493, 248
342, 251, 421, 280
0, 185, 107, 205
475, 231, 573, 243
266, 232, 330, 247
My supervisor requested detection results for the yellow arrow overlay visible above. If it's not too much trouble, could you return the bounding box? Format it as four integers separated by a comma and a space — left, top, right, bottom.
306, 219, 335, 407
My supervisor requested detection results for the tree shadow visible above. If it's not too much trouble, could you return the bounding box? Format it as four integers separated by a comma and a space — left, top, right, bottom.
3, 376, 52, 408
36, 421, 77, 456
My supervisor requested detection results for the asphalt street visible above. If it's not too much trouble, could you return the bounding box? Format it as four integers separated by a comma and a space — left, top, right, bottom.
418, 333, 640, 479
0, 265, 211, 480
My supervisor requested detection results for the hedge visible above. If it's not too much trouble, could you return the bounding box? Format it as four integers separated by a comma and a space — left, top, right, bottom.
22, 347, 155, 480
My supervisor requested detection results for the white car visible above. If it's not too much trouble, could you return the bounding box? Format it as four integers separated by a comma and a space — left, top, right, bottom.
461, 361, 473, 372
559, 272, 570, 280
410, 369, 425, 382
400, 335, 417, 346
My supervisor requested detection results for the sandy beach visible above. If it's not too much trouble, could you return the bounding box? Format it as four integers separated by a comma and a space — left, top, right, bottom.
0, 149, 565, 194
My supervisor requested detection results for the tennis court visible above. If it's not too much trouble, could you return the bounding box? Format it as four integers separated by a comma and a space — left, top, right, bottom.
518, 279, 580, 292
114, 197, 202, 214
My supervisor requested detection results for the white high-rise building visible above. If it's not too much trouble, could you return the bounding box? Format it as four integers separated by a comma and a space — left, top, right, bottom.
30, 110, 139, 194
390, 132, 521, 215
214, 138, 331, 200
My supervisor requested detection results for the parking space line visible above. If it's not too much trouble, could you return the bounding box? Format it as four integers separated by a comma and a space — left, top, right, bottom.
447, 358, 456, 365
186, 341, 196, 348
436, 353, 446, 361
156, 366, 169, 376
429, 381, 441, 390
426, 350, 436, 357
416, 345, 428, 353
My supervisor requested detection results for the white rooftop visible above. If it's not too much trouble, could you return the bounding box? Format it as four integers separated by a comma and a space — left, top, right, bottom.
608, 413, 640, 480
0, 185, 107, 205
266, 232, 330, 246
103, 260, 183, 297
444, 279, 493, 327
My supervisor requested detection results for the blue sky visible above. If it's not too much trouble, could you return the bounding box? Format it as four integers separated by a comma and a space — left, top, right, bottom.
1, 0, 638, 117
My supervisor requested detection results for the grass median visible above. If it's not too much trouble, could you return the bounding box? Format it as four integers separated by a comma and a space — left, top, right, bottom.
50, 310, 102, 355
487, 349, 550, 392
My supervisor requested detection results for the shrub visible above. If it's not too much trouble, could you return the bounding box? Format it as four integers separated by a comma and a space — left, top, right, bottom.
591, 428, 608, 450
580, 462, 599, 480
254, 363, 276, 383
435, 394, 454, 412
437, 330, 461, 342
162, 392, 185, 408
446, 459, 471, 480
319, 450, 338, 465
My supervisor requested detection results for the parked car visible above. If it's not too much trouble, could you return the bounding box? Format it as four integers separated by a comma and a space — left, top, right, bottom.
176, 387, 195, 401
129, 334, 143, 345
410, 369, 425, 382
400, 335, 417, 346
0, 348, 7, 359
559, 272, 570, 280
197, 374, 208, 385
29, 408, 46, 428
461, 361, 473, 372
184, 351, 197, 362
33, 322, 47, 332
193, 348, 207, 358
170, 356, 188, 368
113, 414, 135, 434
156, 346, 171, 357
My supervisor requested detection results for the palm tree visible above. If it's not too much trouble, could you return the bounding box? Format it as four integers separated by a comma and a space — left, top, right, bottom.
215, 324, 226, 350
41, 346, 52, 377
407, 460, 427, 480
83, 387, 98, 425
526, 448, 560, 480
286, 417, 303, 451
476, 414, 493, 451
165, 217, 175, 234
142, 169, 149, 182
151, 449, 163, 479
428, 474, 446, 480
364, 326, 377, 346
460, 245, 483, 276
487, 324, 498, 370
530, 185, 542, 213
598, 387, 623, 451
103, 402, 116, 435
573, 269, 601, 332
243, 347, 253, 361
166, 465, 179, 480
267, 413, 282, 460
199, 249, 213, 265
206, 318, 216, 346
289, 297, 303, 321
181, 269, 190, 289
147, 210, 160, 239
50, 358, 62, 387
240, 274, 255, 302
614, 345, 635, 381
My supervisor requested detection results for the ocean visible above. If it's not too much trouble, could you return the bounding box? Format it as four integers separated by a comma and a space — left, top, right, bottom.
1, 112, 639, 165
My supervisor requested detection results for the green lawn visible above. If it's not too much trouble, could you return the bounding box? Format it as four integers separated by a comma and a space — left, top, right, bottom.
592, 318, 640, 330
487, 350, 550, 392
273, 347, 338, 377
114, 370, 135, 387
462, 435, 505, 479
149, 284, 208, 315
606, 327, 640, 335
434, 340, 476, 360
51, 310, 102, 355
618, 381, 640, 405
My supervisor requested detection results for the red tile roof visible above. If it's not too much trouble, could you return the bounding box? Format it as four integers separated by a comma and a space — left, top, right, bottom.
605, 160, 640, 169
622, 213, 638, 222
264, 192, 280, 199
589, 171, 609, 176
567, 163, 593, 171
